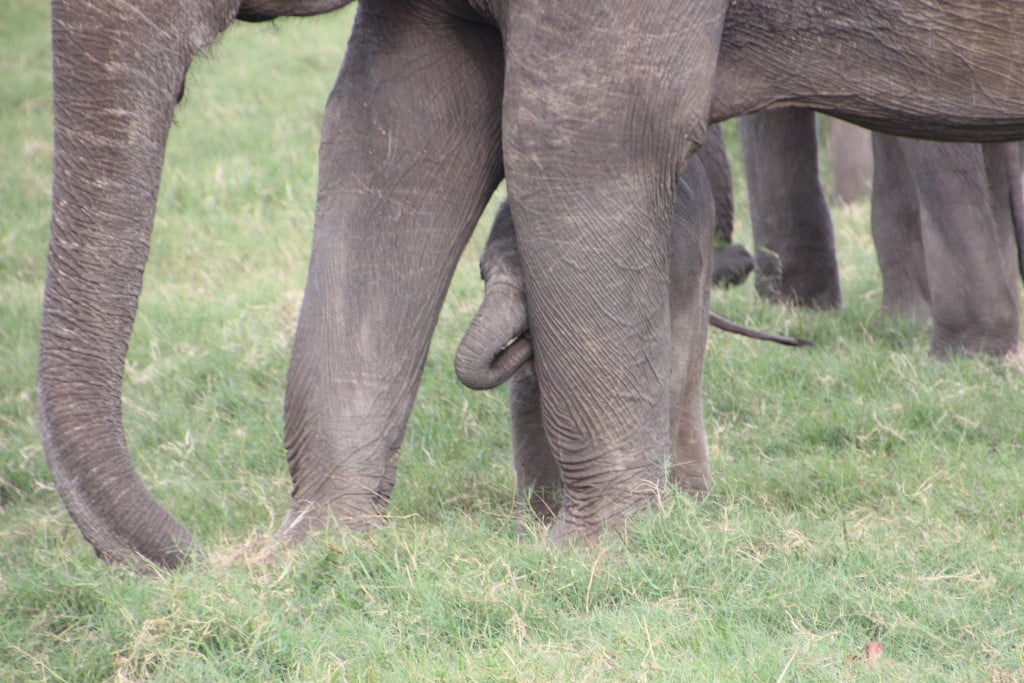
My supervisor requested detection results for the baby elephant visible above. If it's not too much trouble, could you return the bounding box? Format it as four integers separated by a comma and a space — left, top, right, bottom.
456, 159, 807, 519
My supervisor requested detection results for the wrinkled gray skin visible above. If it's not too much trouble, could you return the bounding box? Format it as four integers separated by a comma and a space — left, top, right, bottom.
740, 108, 1023, 356
455, 160, 810, 517
456, 159, 716, 518
43, 0, 1024, 568
871, 135, 1023, 356
455, 198, 809, 392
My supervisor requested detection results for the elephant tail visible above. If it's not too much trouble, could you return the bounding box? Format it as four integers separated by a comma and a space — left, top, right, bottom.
708, 312, 813, 347
1012, 141, 1024, 281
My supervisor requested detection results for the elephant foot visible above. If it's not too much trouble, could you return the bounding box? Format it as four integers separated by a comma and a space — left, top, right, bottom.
880, 296, 932, 323
930, 323, 1020, 359
669, 463, 710, 499
754, 247, 842, 309
277, 496, 386, 543
517, 484, 562, 524
712, 243, 755, 287
547, 475, 665, 544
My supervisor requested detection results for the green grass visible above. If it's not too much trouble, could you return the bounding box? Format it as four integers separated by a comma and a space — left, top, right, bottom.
3, 3, 1024, 680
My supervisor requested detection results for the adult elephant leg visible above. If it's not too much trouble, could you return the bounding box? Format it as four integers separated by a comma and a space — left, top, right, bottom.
668, 162, 714, 495
902, 139, 1020, 356
502, 0, 726, 541
40, 0, 241, 569
279, 5, 503, 540
869, 133, 930, 319
740, 108, 841, 308
985, 142, 1024, 284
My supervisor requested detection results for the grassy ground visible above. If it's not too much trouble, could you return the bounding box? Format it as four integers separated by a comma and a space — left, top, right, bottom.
2, 3, 1024, 680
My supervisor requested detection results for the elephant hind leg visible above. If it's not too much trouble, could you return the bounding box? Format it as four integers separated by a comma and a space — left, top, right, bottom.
870, 133, 931, 321
904, 139, 1020, 357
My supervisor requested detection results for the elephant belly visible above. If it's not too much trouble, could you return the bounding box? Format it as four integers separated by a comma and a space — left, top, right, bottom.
713, 0, 1024, 142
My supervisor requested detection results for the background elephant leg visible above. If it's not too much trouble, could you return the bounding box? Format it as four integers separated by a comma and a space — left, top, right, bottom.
902, 139, 1021, 356
509, 370, 563, 521
829, 118, 873, 205
280, 7, 504, 540
701, 124, 754, 286
983, 141, 1024, 288
740, 108, 841, 308
701, 124, 736, 247
503, 0, 725, 542
870, 133, 931, 319
668, 163, 714, 495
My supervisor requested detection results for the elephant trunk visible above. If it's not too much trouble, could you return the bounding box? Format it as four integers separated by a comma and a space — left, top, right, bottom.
454, 279, 533, 390
40, 1, 236, 569
455, 202, 535, 390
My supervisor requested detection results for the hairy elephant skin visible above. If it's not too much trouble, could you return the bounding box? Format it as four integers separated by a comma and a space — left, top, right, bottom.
739, 109, 1022, 356
740, 109, 842, 309
43, 0, 1024, 567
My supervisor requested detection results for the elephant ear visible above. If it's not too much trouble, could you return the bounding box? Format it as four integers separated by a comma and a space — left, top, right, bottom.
454, 277, 533, 390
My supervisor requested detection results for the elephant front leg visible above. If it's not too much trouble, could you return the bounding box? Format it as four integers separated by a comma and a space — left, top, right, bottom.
740, 109, 841, 308
502, 0, 726, 541
870, 133, 931, 320
902, 139, 1021, 357
279, 6, 504, 540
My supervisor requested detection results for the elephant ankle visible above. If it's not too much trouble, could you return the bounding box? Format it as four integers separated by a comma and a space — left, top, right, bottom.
548, 476, 665, 543
881, 295, 932, 323
930, 323, 1020, 358
516, 484, 562, 523
277, 497, 385, 543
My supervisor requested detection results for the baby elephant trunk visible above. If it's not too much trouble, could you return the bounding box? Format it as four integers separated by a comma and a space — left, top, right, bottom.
455, 202, 534, 390
455, 277, 532, 390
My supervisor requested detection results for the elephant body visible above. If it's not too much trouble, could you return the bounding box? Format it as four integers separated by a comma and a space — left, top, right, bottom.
740, 109, 1022, 356
43, 0, 1024, 567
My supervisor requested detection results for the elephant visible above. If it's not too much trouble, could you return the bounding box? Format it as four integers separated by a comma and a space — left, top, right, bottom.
455, 198, 809, 391
43, 0, 1024, 568
456, 154, 719, 518
739, 108, 1023, 356
454, 161, 810, 517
